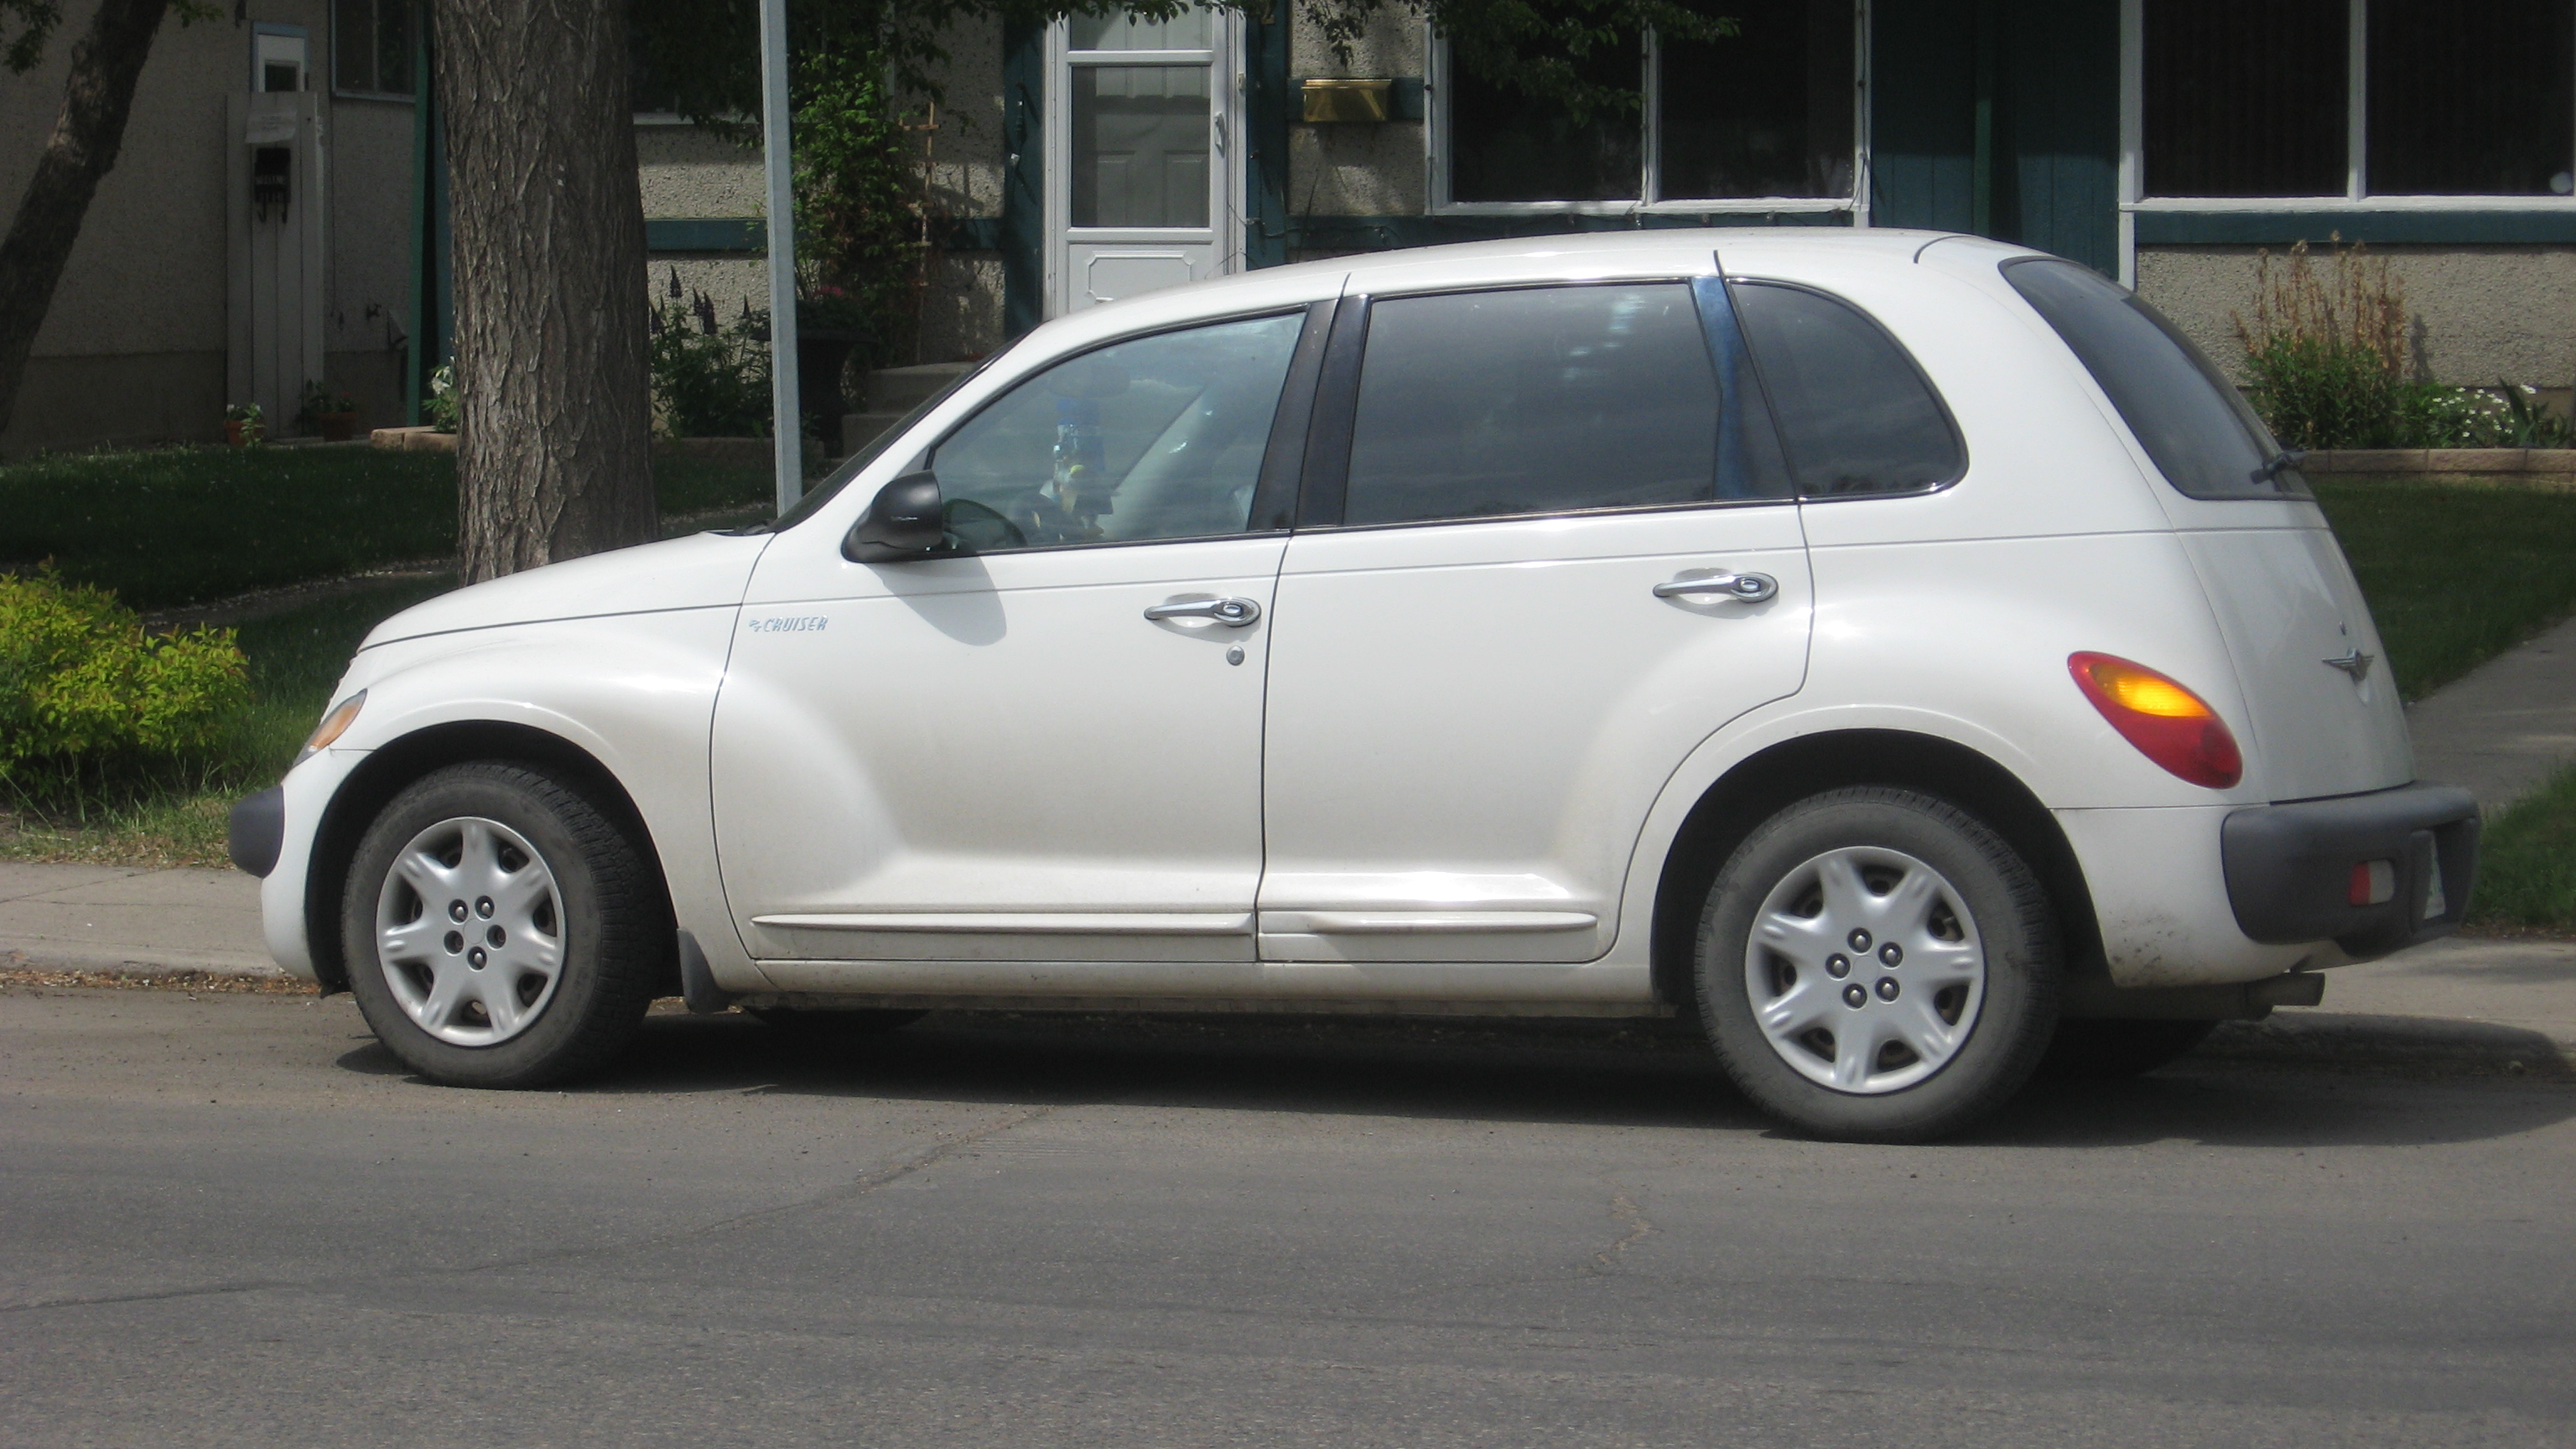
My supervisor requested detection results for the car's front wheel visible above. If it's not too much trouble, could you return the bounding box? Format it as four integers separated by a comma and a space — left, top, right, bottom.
1696, 787, 2061, 1142
342, 761, 665, 1088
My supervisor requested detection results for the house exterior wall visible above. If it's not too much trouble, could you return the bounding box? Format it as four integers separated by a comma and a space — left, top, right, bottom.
0, 1, 413, 454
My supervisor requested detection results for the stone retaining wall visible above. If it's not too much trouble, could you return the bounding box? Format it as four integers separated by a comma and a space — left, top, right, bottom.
2303, 449, 2576, 476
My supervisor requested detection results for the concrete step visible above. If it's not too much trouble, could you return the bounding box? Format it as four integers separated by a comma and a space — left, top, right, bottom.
860, 362, 973, 413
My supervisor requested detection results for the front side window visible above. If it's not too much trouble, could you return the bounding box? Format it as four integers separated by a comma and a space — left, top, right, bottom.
929, 313, 1303, 550
2143, 0, 2575, 200
2003, 257, 2304, 501
1341, 283, 1774, 527
1731, 282, 1962, 497
1444, 0, 1857, 208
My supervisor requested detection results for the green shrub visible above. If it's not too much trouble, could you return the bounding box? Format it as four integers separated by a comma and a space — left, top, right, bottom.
2235, 239, 2412, 449
0, 567, 249, 811
650, 295, 771, 438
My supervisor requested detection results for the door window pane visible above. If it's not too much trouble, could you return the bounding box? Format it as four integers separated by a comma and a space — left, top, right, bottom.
2004, 258, 2303, 500
2142, 0, 2345, 197
1068, 7, 1210, 51
1342, 284, 1722, 526
1732, 282, 1962, 496
931, 313, 1304, 549
1072, 66, 1210, 226
2369, 0, 2576, 196
1448, 39, 1642, 203
1658, 0, 1854, 200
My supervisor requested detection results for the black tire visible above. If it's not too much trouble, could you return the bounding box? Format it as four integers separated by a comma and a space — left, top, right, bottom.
1695, 787, 2061, 1143
341, 761, 667, 1088
745, 1007, 928, 1036
2039, 1018, 2220, 1080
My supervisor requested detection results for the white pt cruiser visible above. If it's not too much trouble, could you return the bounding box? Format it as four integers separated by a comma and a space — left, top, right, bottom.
231, 231, 2479, 1141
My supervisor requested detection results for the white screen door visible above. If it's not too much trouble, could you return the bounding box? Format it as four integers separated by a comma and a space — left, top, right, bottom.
1046, 7, 1244, 316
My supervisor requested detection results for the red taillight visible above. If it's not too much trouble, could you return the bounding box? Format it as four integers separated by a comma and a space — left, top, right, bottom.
2068, 652, 2243, 789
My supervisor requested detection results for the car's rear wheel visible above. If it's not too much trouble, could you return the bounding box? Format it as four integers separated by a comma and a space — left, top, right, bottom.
1696, 787, 2060, 1142
342, 761, 665, 1088
2040, 1018, 2220, 1079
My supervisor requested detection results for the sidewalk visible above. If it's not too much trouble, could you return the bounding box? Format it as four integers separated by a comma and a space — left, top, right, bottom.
0, 863, 278, 978
2407, 609, 2576, 813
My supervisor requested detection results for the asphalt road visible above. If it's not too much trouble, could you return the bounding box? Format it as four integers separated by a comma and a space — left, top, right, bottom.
3, 986, 2572, 1447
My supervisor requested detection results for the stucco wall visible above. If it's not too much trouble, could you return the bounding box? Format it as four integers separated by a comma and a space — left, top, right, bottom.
1288, 11, 1425, 216
2136, 244, 2576, 392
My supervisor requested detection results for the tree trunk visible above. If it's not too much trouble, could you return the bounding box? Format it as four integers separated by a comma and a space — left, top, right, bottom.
0, 0, 174, 434
434, 0, 657, 581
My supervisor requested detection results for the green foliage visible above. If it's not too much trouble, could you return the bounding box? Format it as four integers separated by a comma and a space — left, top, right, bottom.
2397, 382, 2576, 449
294, 381, 356, 429
2, 0, 60, 74
423, 363, 459, 433
0, 566, 248, 811
793, 48, 927, 369
649, 299, 773, 438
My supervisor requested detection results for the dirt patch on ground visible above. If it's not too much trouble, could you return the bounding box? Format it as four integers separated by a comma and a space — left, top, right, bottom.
0, 967, 318, 995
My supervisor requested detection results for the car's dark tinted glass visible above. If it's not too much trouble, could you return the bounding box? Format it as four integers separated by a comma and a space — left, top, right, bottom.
1731, 280, 1963, 496
2003, 257, 2305, 500
1342, 283, 1723, 526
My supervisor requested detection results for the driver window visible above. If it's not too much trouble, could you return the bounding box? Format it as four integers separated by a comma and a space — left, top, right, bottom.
929, 311, 1304, 551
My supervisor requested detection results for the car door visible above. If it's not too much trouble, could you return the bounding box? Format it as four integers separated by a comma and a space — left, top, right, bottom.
1258, 276, 1815, 965
711, 304, 1323, 966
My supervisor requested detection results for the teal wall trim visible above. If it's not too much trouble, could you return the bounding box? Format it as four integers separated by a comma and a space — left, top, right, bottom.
644, 217, 766, 253
1287, 210, 1852, 252
2135, 210, 2576, 246
1245, 14, 1292, 267
1002, 18, 1045, 336
1869, 0, 2116, 273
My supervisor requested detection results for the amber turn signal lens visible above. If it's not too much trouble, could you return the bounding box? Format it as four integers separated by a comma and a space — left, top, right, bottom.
2067, 653, 2242, 789
298, 690, 366, 763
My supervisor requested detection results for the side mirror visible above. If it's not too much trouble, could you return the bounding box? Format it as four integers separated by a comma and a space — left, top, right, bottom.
844, 470, 945, 562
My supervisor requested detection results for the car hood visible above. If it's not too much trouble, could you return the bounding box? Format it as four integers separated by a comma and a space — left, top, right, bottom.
362, 530, 773, 649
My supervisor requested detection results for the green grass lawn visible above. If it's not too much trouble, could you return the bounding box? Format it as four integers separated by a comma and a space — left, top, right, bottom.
2470, 762, 2576, 931
2310, 477, 2576, 701
0, 446, 771, 610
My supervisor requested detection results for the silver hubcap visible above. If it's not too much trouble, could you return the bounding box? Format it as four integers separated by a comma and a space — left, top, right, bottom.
1743, 845, 1986, 1094
373, 817, 565, 1047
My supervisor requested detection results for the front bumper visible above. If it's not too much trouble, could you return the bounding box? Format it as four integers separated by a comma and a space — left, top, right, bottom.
2221, 782, 2480, 961
227, 787, 284, 878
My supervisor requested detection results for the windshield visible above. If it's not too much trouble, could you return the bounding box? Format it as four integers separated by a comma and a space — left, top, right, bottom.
2002, 257, 2308, 501
750, 343, 1018, 533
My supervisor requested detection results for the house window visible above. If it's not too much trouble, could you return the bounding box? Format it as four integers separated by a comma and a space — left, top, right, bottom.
333, 0, 415, 99
1438, 0, 1860, 210
2142, 0, 2576, 200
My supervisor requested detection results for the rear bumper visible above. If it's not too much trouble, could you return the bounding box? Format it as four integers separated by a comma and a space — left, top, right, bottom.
2221, 782, 2480, 961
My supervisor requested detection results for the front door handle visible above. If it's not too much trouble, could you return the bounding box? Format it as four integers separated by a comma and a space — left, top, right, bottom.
1144, 595, 1262, 627
1654, 570, 1779, 603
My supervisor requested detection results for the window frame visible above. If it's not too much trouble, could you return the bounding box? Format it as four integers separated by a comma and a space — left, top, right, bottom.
889, 301, 1332, 559
1424, 2, 1873, 221
2120, 0, 2576, 280
1297, 277, 1803, 534
328, 0, 415, 102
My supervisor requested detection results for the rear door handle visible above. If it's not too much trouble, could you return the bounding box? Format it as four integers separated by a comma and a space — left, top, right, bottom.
1144, 595, 1262, 626
1654, 570, 1778, 603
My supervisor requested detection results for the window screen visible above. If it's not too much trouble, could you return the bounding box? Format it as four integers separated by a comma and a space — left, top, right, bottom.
2142, 0, 2345, 198
1732, 282, 1961, 496
1448, 41, 1642, 203
2003, 258, 2304, 501
1658, 0, 1854, 200
930, 313, 1301, 550
2369, 0, 2575, 196
1341, 284, 1724, 527
333, 0, 414, 97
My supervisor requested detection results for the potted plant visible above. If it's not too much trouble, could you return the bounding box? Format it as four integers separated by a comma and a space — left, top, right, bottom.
297, 382, 361, 441
223, 402, 264, 448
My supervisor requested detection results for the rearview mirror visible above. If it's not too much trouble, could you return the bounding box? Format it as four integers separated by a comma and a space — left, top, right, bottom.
844, 470, 946, 562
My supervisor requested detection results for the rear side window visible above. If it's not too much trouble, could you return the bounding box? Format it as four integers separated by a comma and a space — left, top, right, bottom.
1341, 283, 1732, 527
1732, 280, 1965, 496
2003, 257, 2305, 500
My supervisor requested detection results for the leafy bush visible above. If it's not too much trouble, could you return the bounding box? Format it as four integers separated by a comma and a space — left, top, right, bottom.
2235, 239, 2412, 449
423, 364, 460, 433
2236, 240, 2576, 449
649, 295, 771, 438
0, 567, 249, 812
794, 49, 930, 370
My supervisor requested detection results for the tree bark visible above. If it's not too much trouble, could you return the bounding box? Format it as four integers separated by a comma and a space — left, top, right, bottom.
0, 0, 173, 434
434, 0, 657, 581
